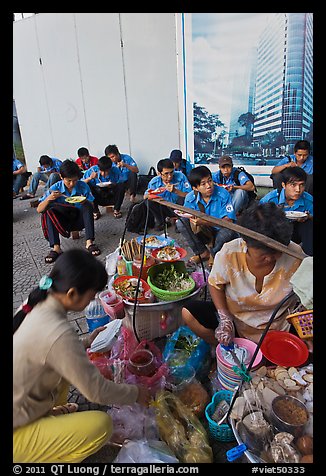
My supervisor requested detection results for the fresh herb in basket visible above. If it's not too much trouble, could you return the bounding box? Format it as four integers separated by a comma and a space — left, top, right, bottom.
153, 265, 193, 292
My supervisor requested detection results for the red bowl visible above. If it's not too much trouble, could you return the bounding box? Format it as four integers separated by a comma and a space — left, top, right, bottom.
151, 246, 187, 262
260, 330, 309, 367
113, 275, 150, 302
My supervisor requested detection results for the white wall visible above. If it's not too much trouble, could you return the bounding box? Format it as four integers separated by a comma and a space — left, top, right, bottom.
13, 13, 182, 173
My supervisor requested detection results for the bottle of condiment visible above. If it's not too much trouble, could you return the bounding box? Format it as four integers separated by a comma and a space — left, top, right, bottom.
132, 253, 155, 280
117, 255, 127, 276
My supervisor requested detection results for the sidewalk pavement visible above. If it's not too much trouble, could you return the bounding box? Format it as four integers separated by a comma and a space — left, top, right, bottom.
13, 189, 241, 464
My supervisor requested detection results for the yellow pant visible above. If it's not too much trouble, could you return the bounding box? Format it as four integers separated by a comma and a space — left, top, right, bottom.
13, 382, 112, 463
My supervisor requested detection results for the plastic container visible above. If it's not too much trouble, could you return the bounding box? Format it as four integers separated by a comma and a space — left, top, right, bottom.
205, 390, 235, 442
85, 297, 110, 332
147, 261, 196, 301
132, 254, 155, 281
127, 348, 156, 377
99, 289, 125, 320
286, 310, 313, 339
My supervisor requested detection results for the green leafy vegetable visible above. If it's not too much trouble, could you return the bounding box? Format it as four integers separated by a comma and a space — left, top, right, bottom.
153, 265, 193, 292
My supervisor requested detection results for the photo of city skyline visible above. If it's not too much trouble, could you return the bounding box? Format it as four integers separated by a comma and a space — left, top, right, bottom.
190, 13, 313, 165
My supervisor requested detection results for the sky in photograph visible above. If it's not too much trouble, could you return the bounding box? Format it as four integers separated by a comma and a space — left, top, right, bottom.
191, 13, 271, 127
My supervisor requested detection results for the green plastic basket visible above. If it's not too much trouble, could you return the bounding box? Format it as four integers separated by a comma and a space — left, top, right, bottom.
205, 390, 236, 442
147, 261, 195, 302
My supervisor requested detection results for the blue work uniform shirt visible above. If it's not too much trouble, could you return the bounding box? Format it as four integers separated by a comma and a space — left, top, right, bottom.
275, 155, 313, 175
112, 154, 138, 183
212, 168, 251, 186
13, 158, 25, 172
83, 165, 120, 187
39, 158, 62, 173
38, 180, 94, 209
260, 188, 313, 216
146, 171, 191, 204
183, 184, 236, 230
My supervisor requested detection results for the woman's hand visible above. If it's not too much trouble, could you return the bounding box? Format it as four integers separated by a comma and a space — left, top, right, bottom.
83, 326, 106, 349
136, 385, 151, 407
214, 309, 235, 346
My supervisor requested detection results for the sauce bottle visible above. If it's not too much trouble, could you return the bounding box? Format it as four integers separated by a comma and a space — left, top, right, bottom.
117, 255, 127, 275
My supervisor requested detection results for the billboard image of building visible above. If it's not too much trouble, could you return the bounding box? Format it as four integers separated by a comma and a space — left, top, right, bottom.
190, 13, 313, 165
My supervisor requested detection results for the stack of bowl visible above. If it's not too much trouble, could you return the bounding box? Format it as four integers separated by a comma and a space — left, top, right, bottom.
216, 338, 263, 391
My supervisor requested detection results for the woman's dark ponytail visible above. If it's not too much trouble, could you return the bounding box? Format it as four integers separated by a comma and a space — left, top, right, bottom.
13, 249, 107, 334
13, 288, 48, 334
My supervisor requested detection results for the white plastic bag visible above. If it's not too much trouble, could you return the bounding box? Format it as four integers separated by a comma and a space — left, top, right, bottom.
105, 247, 120, 285
113, 439, 179, 463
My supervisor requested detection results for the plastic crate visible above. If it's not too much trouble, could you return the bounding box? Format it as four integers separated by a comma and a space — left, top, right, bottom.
286, 310, 313, 339
205, 390, 236, 442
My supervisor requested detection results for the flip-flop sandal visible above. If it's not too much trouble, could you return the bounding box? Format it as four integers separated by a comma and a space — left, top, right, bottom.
51, 403, 79, 416
113, 210, 122, 219
87, 243, 101, 256
93, 211, 101, 220
45, 250, 63, 264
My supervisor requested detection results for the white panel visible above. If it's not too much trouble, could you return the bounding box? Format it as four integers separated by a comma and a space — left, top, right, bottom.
120, 13, 180, 172
74, 13, 129, 159
35, 13, 88, 160
13, 16, 53, 172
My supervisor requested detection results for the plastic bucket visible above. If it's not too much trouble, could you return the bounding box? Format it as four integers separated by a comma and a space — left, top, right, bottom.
86, 314, 110, 332
99, 290, 125, 320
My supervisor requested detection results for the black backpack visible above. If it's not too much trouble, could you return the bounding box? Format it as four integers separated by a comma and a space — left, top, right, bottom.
216, 167, 257, 201
136, 166, 157, 194
125, 199, 155, 233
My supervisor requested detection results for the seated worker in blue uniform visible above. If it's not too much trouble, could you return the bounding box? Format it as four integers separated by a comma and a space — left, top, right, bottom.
13, 155, 28, 198
260, 166, 313, 256
83, 156, 126, 219
37, 159, 101, 263
169, 149, 188, 176
176, 165, 238, 264
270, 140, 313, 195
104, 144, 139, 204
21, 155, 62, 200
144, 158, 191, 231
212, 155, 256, 214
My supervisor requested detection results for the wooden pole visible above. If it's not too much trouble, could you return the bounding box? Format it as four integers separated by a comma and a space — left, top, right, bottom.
152, 198, 306, 261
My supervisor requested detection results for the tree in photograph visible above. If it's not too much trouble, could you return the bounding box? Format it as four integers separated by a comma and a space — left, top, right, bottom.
193, 102, 224, 154
261, 132, 286, 156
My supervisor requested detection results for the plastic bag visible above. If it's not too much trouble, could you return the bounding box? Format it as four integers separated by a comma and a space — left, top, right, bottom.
174, 379, 210, 417
153, 390, 213, 463
105, 247, 120, 281
108, 327, 169, 395
86, 349, 112, 379
108, 403, 159, 445
113, 438, 179, 463
163, 325, 210, 375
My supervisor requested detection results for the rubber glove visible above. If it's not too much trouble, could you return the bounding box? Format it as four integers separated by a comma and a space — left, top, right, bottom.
214, 309, 235, 346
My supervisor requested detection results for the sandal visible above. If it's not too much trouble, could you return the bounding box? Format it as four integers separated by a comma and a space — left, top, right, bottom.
87, 243, 101, 256
93, 210, 101, 220
51, 403, 79, 416
20, 193, 35, 200
45, 250, 63, 264
113, 210, 122, 219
